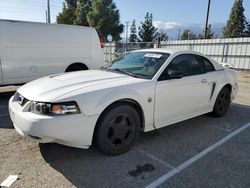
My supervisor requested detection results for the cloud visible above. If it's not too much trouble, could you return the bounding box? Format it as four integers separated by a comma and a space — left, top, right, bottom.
153, 21, 180, 30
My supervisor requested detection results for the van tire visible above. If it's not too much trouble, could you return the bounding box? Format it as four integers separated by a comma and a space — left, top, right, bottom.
66, 63, 88, 72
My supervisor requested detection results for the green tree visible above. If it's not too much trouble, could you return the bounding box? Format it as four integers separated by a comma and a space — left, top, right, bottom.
57, 2, 76, 24
204, 24, 214, 39
197, 24, 214, 39
181, 29, 197, 40
74, 0, 92, 26
154, 31, 168, 41
87, 0, 124, 41
129, 20, 138, 42
245, 21, 250, 37
223, 0, 247, 38
138, 12, 157, 42
57, 0, 91, 26
65, 0, 78, 8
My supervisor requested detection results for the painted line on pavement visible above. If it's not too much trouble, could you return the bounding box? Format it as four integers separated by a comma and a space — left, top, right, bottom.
212, 125, 232, 132
140, 150, 174, 169
146, 122, 250, 188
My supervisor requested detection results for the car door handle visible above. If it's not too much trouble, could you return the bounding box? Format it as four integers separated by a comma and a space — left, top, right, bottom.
201, 79, 208, 83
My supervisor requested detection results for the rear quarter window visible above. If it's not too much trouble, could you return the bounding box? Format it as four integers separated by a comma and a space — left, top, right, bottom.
202, 57, 215, 72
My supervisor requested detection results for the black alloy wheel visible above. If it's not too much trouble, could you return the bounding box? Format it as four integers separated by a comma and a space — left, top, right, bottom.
95, 103, 140, 155
212, 87, 231, 117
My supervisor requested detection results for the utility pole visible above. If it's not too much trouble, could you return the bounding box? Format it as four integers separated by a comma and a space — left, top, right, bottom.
204, 0, 211, 39
178, 28, 181, 40
47, 0, 51, 23
125, 21, 129, 43
46, 10, 48, 23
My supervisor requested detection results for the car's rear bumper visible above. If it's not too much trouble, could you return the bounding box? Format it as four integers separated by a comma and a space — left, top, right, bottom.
9, 95, 99, 149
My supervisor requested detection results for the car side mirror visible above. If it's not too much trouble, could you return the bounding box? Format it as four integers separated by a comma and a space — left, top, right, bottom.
167, 69, 183, 79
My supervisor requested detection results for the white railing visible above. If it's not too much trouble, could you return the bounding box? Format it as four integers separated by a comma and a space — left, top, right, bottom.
104, 38, 250, 70
161, 37, 250, 70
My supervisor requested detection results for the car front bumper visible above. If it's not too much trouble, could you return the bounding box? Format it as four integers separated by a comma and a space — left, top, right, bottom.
8, 94, 99, 149
231, 82, 238, 100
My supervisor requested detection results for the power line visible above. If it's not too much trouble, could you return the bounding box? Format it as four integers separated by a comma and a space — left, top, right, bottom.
0, 0, 63, 23
0, 0, 63, 10
0, 8, 44, 14
0, 5, 44, 13
1, 0, 47, 8
50, 2, 63, 9
13, 0, 45, 4
50, 1, 63, 6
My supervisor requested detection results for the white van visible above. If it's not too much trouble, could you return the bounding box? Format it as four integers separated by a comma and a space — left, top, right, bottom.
0, 20, 104, 86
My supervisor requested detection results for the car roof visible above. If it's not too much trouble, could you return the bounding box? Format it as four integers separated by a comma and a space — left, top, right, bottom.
134, 48, 180, 54
134, 48, 205, 55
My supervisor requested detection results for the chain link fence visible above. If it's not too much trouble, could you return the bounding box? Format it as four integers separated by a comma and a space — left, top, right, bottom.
104, 42, 156, 63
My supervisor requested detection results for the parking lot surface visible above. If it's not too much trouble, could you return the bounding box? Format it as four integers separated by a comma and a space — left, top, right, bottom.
0, 71, 250, 188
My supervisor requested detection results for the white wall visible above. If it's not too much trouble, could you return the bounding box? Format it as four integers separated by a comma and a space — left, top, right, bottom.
161, 37, 250, 70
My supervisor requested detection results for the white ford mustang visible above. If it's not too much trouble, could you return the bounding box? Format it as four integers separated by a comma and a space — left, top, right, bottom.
9, 49, 238, 155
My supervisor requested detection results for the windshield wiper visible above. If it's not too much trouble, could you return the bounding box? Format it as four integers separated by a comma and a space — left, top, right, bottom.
106, 68, 151, 79
107, 68, 138, 78
132, 72, 151, 79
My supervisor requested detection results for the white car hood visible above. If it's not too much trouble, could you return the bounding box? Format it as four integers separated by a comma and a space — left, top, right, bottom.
17, 70, 143, 102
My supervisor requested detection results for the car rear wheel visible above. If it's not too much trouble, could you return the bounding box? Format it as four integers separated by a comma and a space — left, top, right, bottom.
212, 87, 231, 117
95, 103, 140, 155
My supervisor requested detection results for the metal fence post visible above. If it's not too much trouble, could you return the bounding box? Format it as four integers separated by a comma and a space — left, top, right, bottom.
109, 42, 112, 62
222, 43, 225, 63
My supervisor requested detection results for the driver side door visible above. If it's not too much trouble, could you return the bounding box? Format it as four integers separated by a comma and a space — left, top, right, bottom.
154, 54, 212, 128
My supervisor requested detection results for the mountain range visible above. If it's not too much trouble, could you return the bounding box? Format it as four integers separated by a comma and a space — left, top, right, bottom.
153, 21, 225, 40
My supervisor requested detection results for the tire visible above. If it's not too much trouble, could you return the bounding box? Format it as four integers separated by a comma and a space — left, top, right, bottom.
65, 63, 88, 72
95, 103, 141, 155
212, 87, 231, 117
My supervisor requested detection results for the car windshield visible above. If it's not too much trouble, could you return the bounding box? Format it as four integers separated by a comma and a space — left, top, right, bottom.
102, 52, 170, 79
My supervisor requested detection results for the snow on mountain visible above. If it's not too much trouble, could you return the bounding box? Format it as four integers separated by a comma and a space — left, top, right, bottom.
153, 21, 225, 40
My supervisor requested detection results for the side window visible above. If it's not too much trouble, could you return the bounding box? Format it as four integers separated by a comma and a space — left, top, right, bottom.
183, 55, 205, 76
158, 54, 206, 81
170, 54, 205, 76
166, 56, 183, 73
158, 55, 183, 80
203, 57, 215, 72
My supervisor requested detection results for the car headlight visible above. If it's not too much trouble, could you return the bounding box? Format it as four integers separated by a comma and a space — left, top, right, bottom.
30, 101, 80, 115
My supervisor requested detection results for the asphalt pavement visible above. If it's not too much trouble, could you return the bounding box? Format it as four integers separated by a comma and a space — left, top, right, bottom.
0, 90, 250, 188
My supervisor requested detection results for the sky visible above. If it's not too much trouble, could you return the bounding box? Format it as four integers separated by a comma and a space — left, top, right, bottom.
115, 0, 250, 25
0, 0, 250, 37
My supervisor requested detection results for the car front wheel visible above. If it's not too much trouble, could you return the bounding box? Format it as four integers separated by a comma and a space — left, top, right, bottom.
212, 87, 231, 117
95, 103, 141, 155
